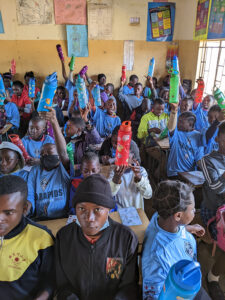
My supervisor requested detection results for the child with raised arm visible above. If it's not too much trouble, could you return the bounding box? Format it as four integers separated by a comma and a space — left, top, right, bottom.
123, 74, 139, 95
193, 94, 214, 132
142, 180, 209, 300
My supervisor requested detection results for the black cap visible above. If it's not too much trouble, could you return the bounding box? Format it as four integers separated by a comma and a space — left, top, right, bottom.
73, 174, 115, 209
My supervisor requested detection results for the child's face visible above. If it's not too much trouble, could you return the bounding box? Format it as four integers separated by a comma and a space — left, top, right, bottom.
178, 193, 195, 225
202, 96, 213, 110
0, 149, 19, 174
130, 77, 138, 87
99, 76, 106, 86
162, 91, 169, 101
190, 89, 197, 99
180, 100, 193, 114
3, 78, 11, 88
177, 116, 193, 132
152, 104, 165, 117
57, 88, 65, 99
28, 120, 45, 140
111, 134, 118, 150
66, 120, 82, 137
105, 99, 116, 115
81, 159, 101, 178
105, 84, 113, 95
24, 76, 31, 86
208, 110, 220, 125
134, 85, 143, 97
12, 85, 22, 97
141, 99, 151, 113
0, 191, 26, 237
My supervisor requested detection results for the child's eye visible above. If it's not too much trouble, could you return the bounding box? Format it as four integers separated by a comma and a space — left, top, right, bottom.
78, 207, 85, 212
5, 211, 13, 216
95, 208, 102, 213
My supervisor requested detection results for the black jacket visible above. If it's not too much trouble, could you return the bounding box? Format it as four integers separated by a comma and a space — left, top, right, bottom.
55, 217, 139, 300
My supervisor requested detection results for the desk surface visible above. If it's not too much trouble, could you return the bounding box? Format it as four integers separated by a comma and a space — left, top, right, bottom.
178, 171, 205, 188
39, 208, 149, 245
155, 137, 170, 149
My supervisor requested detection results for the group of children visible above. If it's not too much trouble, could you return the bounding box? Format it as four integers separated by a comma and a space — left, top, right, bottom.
0, 61, 225, 300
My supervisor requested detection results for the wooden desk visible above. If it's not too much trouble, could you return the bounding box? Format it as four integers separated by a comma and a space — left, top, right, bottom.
178, 171, 205, 188
62, 111, 68, 117
155, 137, 170, 150
38, 208, 149, 251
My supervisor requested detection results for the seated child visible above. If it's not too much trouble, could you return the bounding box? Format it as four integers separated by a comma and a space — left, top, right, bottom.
0, 142, 28, 180
193, 95, 214, 132
105, 83, 114, 97
122, 74, 139, 95
55, 86, 69, 111
22, 115, 55, 165
108, 142, 152, 209
0, 97, 20, 137
0, 175, 54, 299
142, 180, 209, 300
198, 121, 225, 300
3, 72, 13, 98
179, 96, 194, 115
143, 76, 158, 100
23, 71, 40, 102
27, 143, 70, 220
167, 108, 205, 177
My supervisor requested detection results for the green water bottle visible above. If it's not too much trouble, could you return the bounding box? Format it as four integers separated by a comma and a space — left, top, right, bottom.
214, 88, 225, 109
67, 142, 74, 164
69, 56, 75, 71
159, 127, 168, 140
169, 73, 179, 104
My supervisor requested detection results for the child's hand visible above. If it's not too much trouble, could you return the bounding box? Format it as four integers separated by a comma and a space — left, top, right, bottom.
170, 103, 179, 112
38, 107, 57, 124
89, 81, 97, 90
121, 78, 126, 87
148, 127, 161, 134
186, 224, 205, 237
113, 165, 127, 184
102, 155, 111, 165
130, 160, 142, 182
79, 104, 90, 122
146, 76, 154, 88
26, 157, 40, 166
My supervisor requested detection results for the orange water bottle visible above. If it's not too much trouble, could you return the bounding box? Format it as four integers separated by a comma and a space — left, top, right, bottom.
9, 134, 30, 161
195, 79, 205, 103
122, 65, 126, 81
115, 121, 132, 166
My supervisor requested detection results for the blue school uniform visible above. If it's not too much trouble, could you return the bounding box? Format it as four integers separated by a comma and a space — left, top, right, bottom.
167, 128, 204, 177
123, 85, 134, 95
5, 102, 20, 128
142, 212, 197, 300
193, 104, 209, 132
93, 107, 121, 138
203, 127, 219, 155
22, 135, 55, 158
27, 163, 70, 219
0, 169, 28, 181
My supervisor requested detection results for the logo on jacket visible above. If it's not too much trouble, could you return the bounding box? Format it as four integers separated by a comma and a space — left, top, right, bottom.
40, 177, 49, 191
8, 253, 27, 269
184, 241, 194, 258
106, 257, 123, 280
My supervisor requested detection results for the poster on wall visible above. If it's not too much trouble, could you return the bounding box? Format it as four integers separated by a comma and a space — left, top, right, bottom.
146, 2, 176, 42
207, 0, 225, 39
66, 25, 88, 57
16, 0, 53, 25
0, 12, 4, 34
194, 0, 212, 40
54, 0, 87, 25
123, 41, 134, 71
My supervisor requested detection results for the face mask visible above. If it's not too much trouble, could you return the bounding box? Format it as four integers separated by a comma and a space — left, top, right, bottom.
71, 133, 80, 139
76, 217, 109, 232
40, 155, 60, 170
52, 103, 58, 108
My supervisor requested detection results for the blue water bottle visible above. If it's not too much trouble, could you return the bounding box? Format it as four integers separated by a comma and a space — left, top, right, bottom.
37, 72, 58, 112
29, 78, 36, 98
159, 260, 201, 300
172, 55, 179, 74
0, 74, 6, 100
76, 74, 88, 109
148, 57, 155, 77
93, 85, 101, 107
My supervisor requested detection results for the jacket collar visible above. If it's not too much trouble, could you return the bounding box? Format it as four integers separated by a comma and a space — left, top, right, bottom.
4, 216, 27, 239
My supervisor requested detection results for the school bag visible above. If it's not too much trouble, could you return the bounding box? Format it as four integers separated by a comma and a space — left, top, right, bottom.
207, 204, 225, 256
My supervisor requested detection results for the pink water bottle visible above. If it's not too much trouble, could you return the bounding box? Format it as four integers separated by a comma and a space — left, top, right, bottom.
122, 65, 126, 81
115, 121, 132, 166
9, 134, 31, 161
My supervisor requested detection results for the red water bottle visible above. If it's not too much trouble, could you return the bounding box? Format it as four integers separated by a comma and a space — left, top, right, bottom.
11, 59, 16, 76
195, 79, 205, 103
115, 121, 132, 166
9, 134, 30, 161
122, 65, 126, 81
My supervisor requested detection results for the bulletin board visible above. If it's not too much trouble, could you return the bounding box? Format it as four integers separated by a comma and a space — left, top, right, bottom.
146, 2, 176, 42
208, 0, 225, 39
194, 0, 212, 40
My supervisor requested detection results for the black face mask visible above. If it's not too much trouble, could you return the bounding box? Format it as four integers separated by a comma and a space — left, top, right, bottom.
40, 155, 60, 170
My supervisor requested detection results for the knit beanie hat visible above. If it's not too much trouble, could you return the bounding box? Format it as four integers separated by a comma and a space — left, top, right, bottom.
73, 174, 115, 209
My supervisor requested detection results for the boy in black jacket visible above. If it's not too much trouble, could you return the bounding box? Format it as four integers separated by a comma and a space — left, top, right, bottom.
55, 174, 139, 300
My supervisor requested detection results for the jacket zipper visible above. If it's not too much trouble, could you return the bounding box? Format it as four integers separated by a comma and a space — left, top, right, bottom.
90, 244, 94, 294
0, 236, 3, 249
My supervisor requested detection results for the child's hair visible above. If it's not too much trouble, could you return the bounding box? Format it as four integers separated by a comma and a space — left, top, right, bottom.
81, 151, 100, 167
98, 74, 106, 82
135, 82, 143, 88
71, 110, 81, 118
218, 121, 225, 136
182, 96, 194, 103
106, 83, 114, 91
204, 95, 215, 103
129, 75, 138, 82
209, 104, 221, 114
0, 175, 28, 202
159, 87, 169, 99
57, 86, 66, 95
152, 180, 194, 219
179, 111, 196, 127
30, 115, 46, 125
3, 72, 12, 80
13, 80, 24, 89
70, 117, 85, 130
24, 71, 34, 79
153, 98, 165, 106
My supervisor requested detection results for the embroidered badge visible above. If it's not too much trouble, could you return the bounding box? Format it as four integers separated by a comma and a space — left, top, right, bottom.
106, 257, 123, 279
40, 177, 49, 191
184, 241, 194, 258
8, 253, 27, 269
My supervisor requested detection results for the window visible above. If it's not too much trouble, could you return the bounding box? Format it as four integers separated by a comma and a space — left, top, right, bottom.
196, 40, 225, 95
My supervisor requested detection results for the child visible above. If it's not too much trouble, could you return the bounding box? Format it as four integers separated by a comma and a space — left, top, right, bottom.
23, 71, 41, 102
55, 86, 69, 111
27, 143, 70, 220
0, 175, 54, 299
167, 109, 205, 177
92, 97, 121, 138
142, 180, 209, 300
97, 73, 106, 91
105, 83, 114, 97
52, 93, 65, 127
0, 96, 20, 136
193, 95, 214, 132
3, 72, 13, 98
22, 115, 55, 165
0, 142, 28, 180
143, 76, 158, 100
108, 142, 152, 209
198, 122, 225, 300
123, 74, 139, 95
179, 96, 194, 115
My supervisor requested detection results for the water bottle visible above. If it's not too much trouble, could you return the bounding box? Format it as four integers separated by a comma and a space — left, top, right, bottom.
76, 74, 88, 109
11, 59, 16, 75
92, 85, 101, 107
29, 78, 35, 98
148, 57, 155, 77
169, 73, 179, 103
195, 79, 205, 104
115, 121, 132, 166
67, 142, 74, 165
56, 44, 64, 61
122, 65, 126, 81
79, 66, 88, 78
214, 88, 225, 109
0, 74, 6, 100
37, 72, 58, 112
46, 121, 54, 139
172, 55, 179, 74
69, 56, 75, 71
159, 260, 201, 300
9, 134, 31, 161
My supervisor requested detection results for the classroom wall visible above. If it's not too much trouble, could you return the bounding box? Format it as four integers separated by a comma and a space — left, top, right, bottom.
0, 0, 199, 88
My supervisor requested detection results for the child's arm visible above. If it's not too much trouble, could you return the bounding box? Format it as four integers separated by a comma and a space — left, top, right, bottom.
206, 110, 225, 144
108, 165, 127, 196
61, 60, 68, 82
186, 224, 205, 237
118, 78, 128, 103
147, 76, 157, 100
131, 163, 152, 199
167, 103, 178, 134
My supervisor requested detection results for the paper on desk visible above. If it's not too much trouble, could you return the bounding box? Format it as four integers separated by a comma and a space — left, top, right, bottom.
118, 207, 142, 226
